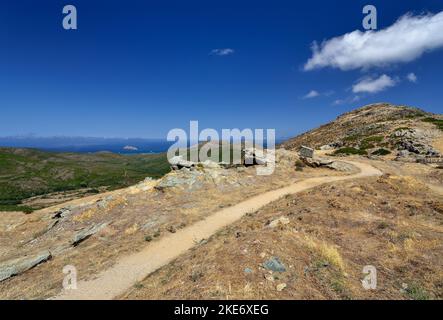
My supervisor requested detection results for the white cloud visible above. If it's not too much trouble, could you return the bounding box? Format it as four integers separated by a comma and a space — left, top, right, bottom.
352, 74, 397, 94
304, 11, 443, 71
303, 90, 320, 99
333, 95, 360, 105
210, 48, 235, 56
407, 72, 418, 83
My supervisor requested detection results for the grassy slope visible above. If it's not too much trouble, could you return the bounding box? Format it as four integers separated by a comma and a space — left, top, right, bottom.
0, 147, 170, 212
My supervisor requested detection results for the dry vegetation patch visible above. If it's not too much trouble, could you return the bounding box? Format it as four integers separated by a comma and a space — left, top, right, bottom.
122, 174, 443, 300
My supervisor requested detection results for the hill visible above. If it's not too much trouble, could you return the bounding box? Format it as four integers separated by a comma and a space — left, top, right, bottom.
0, 148, 170, 212
281, 103, 443, 160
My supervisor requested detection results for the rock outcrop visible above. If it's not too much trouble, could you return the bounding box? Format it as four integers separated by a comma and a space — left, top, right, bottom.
0, 251, 52, 282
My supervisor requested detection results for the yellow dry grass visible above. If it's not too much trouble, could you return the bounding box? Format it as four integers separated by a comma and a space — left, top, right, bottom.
73, 196, 127, 222
302, 235, 346, 272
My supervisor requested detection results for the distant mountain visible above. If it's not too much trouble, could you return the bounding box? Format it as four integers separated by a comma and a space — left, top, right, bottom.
0, 136, 172, 154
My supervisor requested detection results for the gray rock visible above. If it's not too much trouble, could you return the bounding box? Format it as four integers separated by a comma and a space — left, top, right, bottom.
52, 207, 72, 219
243, 147, 274, 166
263, 257, 286, 272
299, 146, 314, 159
155, 172, 200, 190
268, 217, 290, 228
397, 150, 410, 157
320, 144, 334, 151
169, 156, 195, 169
72, 222, 108, 246
244, 268, 253, 274
302, 157, 332, 168
326, 161, 355, 172
96, 195, 114, 209
0, 250, 52, 282
200, 160, 220, 169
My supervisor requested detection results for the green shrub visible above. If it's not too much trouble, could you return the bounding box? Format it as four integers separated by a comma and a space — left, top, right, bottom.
333, 147, 367, 156
372, 148, 392, 156
0, 204, 34, 213
295, 160, 305, 171
343, 135, 361, 142
377, 221, 390, 229
404, 283, 430, 300
364, 136, 384, 143
422, 117, 443, 131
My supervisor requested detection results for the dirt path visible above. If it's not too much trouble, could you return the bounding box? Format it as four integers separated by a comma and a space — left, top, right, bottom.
52, 160, 382, 300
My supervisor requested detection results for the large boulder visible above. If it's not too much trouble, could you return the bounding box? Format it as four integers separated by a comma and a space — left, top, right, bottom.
302, 157, 333, 168
0, 250, 52, 282
325, 161, 355, 172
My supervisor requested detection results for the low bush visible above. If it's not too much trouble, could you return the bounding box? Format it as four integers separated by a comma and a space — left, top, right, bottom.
372, 148, 392, 156
333, 147, 367, 156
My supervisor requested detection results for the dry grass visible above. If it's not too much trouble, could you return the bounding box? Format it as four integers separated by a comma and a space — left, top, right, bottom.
122, 165, 443, 300
302, 235, 346, 272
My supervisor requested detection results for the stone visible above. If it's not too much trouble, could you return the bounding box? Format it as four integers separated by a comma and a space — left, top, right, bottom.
243, 147, 274, 166
200, 160, 220, 169
263, 257, 286, 272
52, 207, 72, 219
326, 161, 355, 172
320, 144, 334, 151
302, 157, 332, 168
276, 283, 287, 292
301, 157, 319, 168
244, 268, 253, 274
264, 274, 275, 282
268, 217, 290, 228
169, 156, 195, 170
299, 146, 314, 159
155, 173, 199, 190
397, 150, 410, 157
96, 195, 114, 209
72, 222, 108, 246
0, 250, 52, 282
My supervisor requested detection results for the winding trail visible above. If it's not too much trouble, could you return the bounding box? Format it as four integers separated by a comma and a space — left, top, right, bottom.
52, 160, 382, 300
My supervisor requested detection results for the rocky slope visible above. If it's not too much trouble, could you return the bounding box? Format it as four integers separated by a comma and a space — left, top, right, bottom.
2, 147, 351, 299
282, 103, 443, 162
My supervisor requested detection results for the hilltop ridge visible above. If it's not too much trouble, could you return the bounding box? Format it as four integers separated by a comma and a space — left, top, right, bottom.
282, 103, 443, 161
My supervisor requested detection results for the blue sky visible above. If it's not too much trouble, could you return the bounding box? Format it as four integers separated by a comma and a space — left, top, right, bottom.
2, 0, 443, 139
